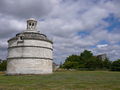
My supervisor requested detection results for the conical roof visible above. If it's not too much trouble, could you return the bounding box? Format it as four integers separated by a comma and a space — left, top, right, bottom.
8, 32, 53, 43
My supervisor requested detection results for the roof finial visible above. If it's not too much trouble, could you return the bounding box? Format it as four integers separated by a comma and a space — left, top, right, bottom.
26, 18, 37, 32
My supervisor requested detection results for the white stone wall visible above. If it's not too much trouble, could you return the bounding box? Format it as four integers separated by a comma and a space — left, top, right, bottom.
7, 39, 53, 75
8, 47, 52, 59
9, 40, 52, 49
24, 40, 52, 48
7, 59, 53, 75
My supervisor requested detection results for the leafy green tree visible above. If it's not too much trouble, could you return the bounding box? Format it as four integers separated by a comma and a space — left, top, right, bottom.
80, 50, 97, 69
111, 59, 120, 71
95, 58, 103, 69
62, 50, 95, 69
63, 61, 79, 69
84, 56, 99, 70
65, 55, 80, 62
62, 55, 80, 69
62, 50, 115, 71
80, 50, 93, 61
0, 60, 7, 71
103, 58, 111, 69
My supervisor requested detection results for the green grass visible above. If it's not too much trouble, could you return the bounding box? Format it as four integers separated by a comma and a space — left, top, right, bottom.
0, 71, 120, 90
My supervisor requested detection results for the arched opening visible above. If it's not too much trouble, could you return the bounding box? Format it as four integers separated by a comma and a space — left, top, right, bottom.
29, 23, 31, 26
20, 36, 23, 40
32, 23, 34, 26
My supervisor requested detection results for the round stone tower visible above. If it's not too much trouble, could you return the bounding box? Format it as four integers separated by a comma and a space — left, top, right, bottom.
6, 18, 53, 75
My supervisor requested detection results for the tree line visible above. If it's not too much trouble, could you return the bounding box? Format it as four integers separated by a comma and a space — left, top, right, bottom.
0, 59, 7, 71
60, 50, 120, 71
0, 50, 120, 71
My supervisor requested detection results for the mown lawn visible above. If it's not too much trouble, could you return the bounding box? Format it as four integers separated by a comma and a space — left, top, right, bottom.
0, 71, 120, 90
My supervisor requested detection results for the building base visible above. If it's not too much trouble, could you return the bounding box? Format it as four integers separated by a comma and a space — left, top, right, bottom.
6, 59, 53, 75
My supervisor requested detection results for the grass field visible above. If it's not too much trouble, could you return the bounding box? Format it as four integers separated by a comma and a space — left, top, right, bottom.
0, 71, 120, 90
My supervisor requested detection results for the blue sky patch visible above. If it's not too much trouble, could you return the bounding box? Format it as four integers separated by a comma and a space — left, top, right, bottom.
89, 45, 97, 49
97, 40, 109, 45
103, 14, 120, 32
77, 31, 90, 38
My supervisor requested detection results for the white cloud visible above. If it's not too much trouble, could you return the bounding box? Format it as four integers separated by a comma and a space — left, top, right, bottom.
0, 0, 120, 63
97, 44, 108, 48
0, 0, 55, 19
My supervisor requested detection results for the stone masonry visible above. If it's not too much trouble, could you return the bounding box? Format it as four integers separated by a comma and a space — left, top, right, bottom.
6, 18, 53, 75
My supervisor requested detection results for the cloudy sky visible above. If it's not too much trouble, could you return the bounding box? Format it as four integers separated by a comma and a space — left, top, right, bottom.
0, 0, 120, 63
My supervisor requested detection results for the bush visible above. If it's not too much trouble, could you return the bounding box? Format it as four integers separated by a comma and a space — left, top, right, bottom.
61, 50, 112, 71
0, 60, 7, 71
111, 59, 120, 71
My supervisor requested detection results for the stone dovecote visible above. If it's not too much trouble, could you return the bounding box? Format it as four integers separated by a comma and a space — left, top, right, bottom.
6, 18, 53, 75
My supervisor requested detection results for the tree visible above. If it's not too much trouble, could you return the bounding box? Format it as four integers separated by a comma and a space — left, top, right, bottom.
62, 50, 116, 71
95, 58, 103, 69
111, 59, 120, 71
84, 56, 102, 70
80, 50, 93, 61
62, 61, 79, 69
103, 58, 111, 69
65, 55, 80, 62
62, 55, 80, 69
0, 60, 7, 71
80, 50, 97, 70
62, 50, 95, 69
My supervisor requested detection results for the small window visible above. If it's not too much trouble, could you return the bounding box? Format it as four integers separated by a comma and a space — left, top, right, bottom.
20, 36, 23, 40
29, 23, 31, 26
32, 23, 34, 26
